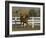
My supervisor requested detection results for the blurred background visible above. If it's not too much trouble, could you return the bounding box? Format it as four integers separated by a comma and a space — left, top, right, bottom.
12, 7, 40, 17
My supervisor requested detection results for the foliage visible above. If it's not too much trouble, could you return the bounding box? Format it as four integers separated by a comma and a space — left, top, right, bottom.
29, 9, 37, 17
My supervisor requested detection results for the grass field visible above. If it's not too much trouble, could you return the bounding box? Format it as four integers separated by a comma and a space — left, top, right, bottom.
12, 24, 40, 31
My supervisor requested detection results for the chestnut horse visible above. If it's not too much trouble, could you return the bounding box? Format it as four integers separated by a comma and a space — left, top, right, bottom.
20, 12, 29, 27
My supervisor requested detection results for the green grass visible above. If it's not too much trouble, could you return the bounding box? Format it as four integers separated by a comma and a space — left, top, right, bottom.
12, 24, 40, 31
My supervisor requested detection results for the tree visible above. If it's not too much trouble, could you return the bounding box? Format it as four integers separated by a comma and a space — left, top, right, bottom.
29, 9, 37, 17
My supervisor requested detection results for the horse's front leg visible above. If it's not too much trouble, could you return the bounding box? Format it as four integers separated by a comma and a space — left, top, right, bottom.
21, 22, 23, 27
23, 22, 24, 28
